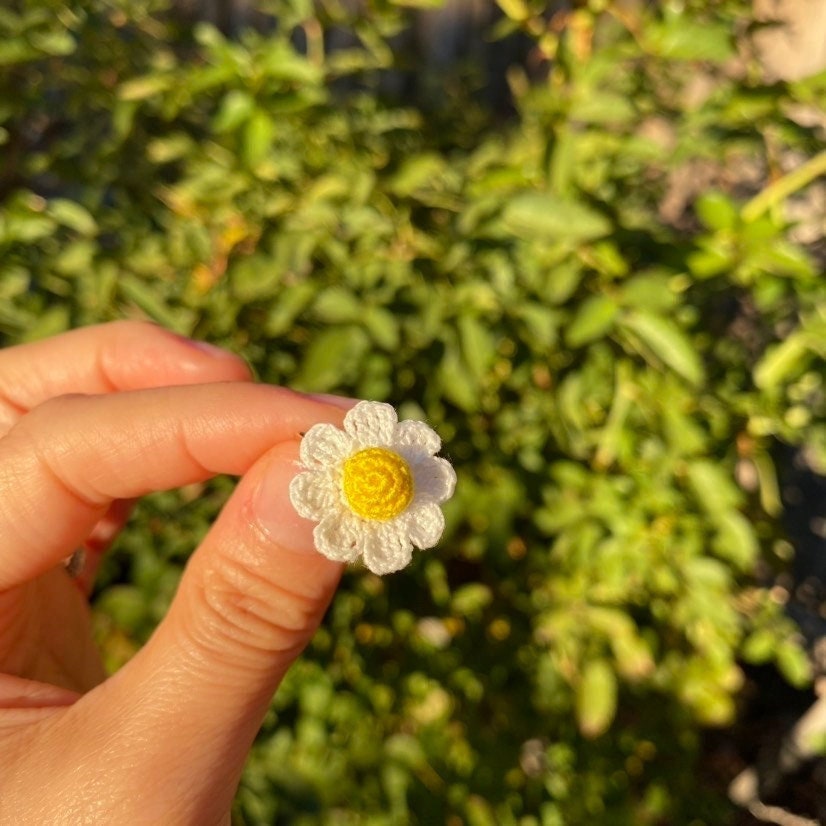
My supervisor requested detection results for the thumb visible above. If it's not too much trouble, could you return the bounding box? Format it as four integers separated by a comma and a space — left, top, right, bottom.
66, 440, 344, 820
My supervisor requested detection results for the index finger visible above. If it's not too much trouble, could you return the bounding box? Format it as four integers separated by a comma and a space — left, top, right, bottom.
0, 383, 347, 590
0, 321, 251, 436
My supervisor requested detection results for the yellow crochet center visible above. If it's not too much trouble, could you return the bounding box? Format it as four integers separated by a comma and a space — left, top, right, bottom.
342, 447, 414, 521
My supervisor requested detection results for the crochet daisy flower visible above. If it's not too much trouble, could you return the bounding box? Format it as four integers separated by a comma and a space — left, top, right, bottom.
289, 401, 456, 575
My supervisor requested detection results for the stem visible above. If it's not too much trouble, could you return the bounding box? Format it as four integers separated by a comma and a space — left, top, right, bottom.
303, 18, 325, 67
742, 150, 826, 222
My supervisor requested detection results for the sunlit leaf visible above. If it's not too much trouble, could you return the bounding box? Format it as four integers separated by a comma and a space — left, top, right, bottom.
293, 326, 370, 391
576, 659, 617, 738
619, 311, 704, 385
502, 193, 610, 243
754, 331, 811, 389
566, 295, 618, 347
47, 199, 97, 236
242, 109, 275, 168
118, 74, 172, 101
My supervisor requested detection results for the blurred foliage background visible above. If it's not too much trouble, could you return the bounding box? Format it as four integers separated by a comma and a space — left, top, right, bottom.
2, 0, 826, 821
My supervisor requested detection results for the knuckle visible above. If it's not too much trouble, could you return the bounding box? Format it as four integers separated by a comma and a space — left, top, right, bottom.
0, 380, 26, 420
189, 550, 321, 658
10, 393, 85, 447
23, 392, 88, 428
7, 394, 106, 509
97, 320, 158, 385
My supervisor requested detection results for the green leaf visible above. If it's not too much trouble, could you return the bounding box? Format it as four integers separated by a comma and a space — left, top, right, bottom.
364, 307, 399, 351
590, 608, 655, 681
542, 262, 582, 306
569, 91, 635, 125
619, 311, 704, 385
502, 193, 610, 244
257, 42, 322, 85
586, 241, 629, 278
19, 305, 70, 342
312, 287, 362, 323
242, 109, 275, 169
391, 0, 444, 8
388, 154, 446, 197
495, 0, 530, 22
451, 583, 493, 617
753, 451, 782, 517
466, 796, 498, 826
660, 403, 708, 456
118, 275, 191, 332
47, 199, 97, 236
54, 239, 96, 275
753, 331, 811, 389
212, 90, 255, 134
95, 585, 149, 632
565, 295, 617, 347
776, 641, 812, 689
438, 343, 478, 412
0, 212, 55, 244
516, 303, 560, 349
576, 659, 617, 738
619, 272, 677, 313
264, 282, 316, 335
686, 460, 741, 516
760, 241, 816, 280
741, 629, 776, 664
29, 29, 76, 57
293, 326, 370, 392
230, 256, 281, 302
0, 39, 39, 66
712, 511, 759, 571
459, 315, 496, 382
687, 245, 733, 279
611, 631, 655, 682
695, 191, 738, 231
384, 733, 426, 768
118, 74, 172, 101
146, 134, 193, 164
644, 19, 734, 62
193, 21, 225, 49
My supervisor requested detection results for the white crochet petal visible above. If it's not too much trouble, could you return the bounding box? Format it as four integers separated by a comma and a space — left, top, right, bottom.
299, 423, 352, 469
395, 419, 441, 456
361, 521, 414, 576
314, 512, 363, 563
292, 400, 455, 575
289, 469, 338, 521
343, 401, 397, 447
406, 501, 445, 549
412, 456, 456, 503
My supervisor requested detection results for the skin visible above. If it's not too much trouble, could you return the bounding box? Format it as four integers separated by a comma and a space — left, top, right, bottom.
0, 321, 350, 825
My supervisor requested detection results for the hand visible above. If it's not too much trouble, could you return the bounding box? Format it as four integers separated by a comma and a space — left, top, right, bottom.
0, 321, 348, 824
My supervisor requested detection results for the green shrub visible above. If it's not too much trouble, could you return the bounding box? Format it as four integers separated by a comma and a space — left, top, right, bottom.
2, 0, 825, 821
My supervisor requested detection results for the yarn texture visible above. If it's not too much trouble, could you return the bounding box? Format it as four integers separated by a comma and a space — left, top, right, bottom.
289, 401, 456, 575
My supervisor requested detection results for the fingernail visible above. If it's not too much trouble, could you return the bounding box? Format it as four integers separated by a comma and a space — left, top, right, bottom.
305, 393, 359, 410
171, 333, 237, 359
253, 448, 317, 554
